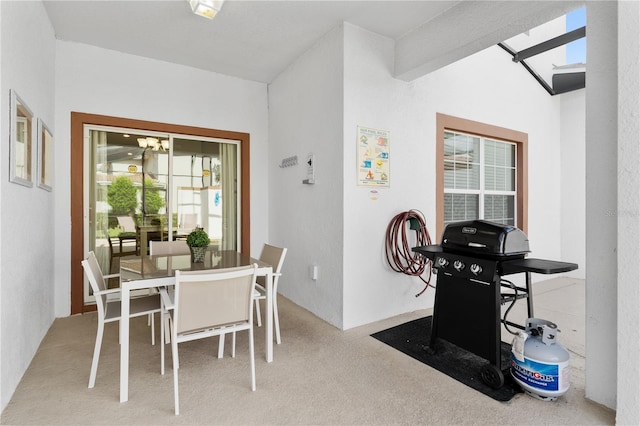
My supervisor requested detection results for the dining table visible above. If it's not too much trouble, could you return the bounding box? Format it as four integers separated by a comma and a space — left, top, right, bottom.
118, 248, 274, 403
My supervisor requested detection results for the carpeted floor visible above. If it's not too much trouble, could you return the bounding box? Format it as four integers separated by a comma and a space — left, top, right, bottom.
1, 280, 616, 425
371, 316, 523, 402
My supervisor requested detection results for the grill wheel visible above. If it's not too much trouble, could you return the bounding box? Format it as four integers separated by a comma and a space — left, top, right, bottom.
481, 364, 505, 389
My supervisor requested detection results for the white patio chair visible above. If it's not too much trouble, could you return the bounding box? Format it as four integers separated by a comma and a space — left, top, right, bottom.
160, 264, 258, 415
253, 244, 287, 344
81, 251, 161, 388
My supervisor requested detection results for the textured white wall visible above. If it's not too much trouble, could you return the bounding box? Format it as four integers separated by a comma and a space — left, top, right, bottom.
53, 42, 269, 316
342, 24, 437, 328
341, 24, 578, 329
269, 21, 583, 330
268, 26, 345, 328
560, 89, 586, 278
585, 1, 618, 410
0, 1, 56, 411
615, 1, 640, 423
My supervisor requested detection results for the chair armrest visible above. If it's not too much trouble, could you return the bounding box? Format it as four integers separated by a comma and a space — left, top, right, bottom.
103, 273, 120, 279
93, 288, 121, 296
159, 287, 175, 310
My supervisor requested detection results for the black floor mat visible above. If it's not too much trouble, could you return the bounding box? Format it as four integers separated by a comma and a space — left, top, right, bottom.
371, 316, 523, 402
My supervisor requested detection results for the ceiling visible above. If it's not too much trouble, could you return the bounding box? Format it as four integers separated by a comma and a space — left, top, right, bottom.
43, 0, 463, 83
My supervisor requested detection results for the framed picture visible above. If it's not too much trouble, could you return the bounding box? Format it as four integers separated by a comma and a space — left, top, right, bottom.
37, 118, 53, 191
9, 90, 34, 187
357, 126, 390, 187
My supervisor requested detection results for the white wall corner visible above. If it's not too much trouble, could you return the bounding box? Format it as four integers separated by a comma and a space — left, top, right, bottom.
616, 0, 640, 423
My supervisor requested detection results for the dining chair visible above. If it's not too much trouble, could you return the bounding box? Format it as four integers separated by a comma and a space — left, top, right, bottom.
149, 240, 190, 256
253, 244, 287, 344
81, 251, 162, 389
160, 264, 258, 415
116, 215, 139, 254
176, 213, 198, 238
148, 240, 191, 341
218, 244, 287, 358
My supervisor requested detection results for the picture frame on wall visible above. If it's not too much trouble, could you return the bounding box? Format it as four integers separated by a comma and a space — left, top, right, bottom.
37, 118, 53, 191
357, 126, 390, 187
9, 89, 34, 187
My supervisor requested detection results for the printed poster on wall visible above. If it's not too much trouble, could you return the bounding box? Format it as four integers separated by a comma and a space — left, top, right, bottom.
357, 126, 390, 187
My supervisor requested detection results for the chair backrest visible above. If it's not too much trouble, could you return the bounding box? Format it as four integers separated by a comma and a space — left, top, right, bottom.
81, 251, 108, 317
150, 240, 190, 256
117, 215, 137, 233
174, 265, 257, 335
177, 213, 198, 234
257, 244, 287, 287
260, 244, 287, 274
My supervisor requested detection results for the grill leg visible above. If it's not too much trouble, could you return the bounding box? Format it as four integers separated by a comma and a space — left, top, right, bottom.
525, 272, 534, 318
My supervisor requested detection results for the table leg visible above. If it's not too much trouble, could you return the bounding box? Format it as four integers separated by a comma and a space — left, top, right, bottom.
265, 271, 273, 363
141, 230, 148, 257
120, 284, 130, 403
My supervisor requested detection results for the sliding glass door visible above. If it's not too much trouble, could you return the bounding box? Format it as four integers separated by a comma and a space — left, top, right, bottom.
85, 126, 240, 303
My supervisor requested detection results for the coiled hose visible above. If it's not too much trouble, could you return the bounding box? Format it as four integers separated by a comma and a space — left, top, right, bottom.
385, 210, 434, 297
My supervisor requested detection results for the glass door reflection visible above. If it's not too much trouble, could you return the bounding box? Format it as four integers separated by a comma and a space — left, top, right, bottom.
86, 128, 240, 304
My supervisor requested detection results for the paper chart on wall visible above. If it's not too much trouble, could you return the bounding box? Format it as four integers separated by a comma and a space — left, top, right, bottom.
357, 126, 389, 187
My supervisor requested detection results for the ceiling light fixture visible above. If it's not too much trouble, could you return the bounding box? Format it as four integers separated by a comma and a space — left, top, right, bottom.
189, 0, 224, 20
137, 137, 168, 151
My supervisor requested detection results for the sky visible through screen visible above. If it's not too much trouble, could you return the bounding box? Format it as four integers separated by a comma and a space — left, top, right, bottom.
566, 7, 586, 64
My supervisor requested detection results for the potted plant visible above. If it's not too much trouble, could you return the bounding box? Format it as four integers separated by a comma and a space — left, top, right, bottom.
186, 227, 209, 263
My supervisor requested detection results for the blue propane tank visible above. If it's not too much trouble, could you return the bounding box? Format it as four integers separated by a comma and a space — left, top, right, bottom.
510, 318, 570, 401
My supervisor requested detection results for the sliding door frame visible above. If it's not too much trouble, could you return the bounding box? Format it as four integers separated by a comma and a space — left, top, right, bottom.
70, 112, 250, 314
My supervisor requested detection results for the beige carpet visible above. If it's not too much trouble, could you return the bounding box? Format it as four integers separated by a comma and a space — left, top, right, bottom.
2, 292, 615, 425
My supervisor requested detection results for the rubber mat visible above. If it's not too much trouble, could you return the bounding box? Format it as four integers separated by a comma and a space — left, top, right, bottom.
371, 316, 523, 402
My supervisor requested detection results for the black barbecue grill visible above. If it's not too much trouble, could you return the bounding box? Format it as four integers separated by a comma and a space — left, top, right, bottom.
413, 220, 578, 389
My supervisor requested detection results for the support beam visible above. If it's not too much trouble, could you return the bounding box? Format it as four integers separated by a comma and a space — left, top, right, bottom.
513, 26, 585, 63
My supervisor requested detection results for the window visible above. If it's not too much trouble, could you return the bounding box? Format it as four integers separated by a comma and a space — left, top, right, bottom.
436, 113, 528, 239
444, 131, 516, 226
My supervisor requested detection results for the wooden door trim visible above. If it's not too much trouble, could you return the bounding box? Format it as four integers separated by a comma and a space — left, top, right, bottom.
71, 112, 251, 314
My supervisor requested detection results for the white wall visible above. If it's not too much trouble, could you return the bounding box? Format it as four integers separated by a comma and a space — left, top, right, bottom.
270, 21, 583, 330
614, 1, 640, 423
53, 41, 269, 316
560, 89, 586, 278
0, 1, 56, 411
585, 1, 618, 410
343, 24, 437, 328
342, 24, 579, 329
268, 26, 345, 328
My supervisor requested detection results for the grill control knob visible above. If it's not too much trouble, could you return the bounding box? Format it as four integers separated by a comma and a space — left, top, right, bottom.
470, 264, 483, 275
437, 257, 449, 268
453, 260, 465, 271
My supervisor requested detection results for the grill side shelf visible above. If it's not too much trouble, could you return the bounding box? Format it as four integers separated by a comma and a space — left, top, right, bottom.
500, 258, 578, 275
412, 245, 443, 261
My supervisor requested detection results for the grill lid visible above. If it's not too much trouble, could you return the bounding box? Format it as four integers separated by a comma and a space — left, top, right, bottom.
441, 220, 530, 258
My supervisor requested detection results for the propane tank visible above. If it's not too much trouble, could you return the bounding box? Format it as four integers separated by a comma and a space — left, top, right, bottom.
510, 318, 570, 401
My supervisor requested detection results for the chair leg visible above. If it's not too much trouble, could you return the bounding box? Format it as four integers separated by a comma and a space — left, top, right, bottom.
255, 299, 262, 327
218, 333, 225, 358
88, 321, 104, 388
164, 315, 171, 344
161, 311, 165, 375
232, 331, 236, 358
150, 313, 156, 346
172, 339, 180, 415
249, 327, 256, 391
273, 295, 281, 345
